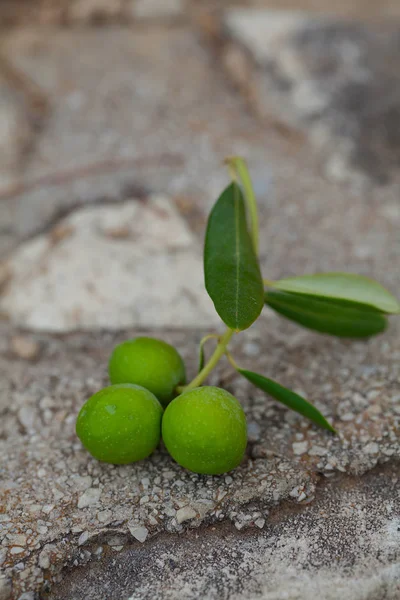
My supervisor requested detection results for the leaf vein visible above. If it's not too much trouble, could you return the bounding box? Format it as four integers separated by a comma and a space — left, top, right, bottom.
234, 184, 241, 330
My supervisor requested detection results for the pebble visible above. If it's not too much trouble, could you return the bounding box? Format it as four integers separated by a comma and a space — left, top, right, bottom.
255, 518, 265, 529
128, 525, 149, 543
38, 551, 50, 570
10, 336, 40, 361
78, 488, 101, 508
364, 442, 379, 455
292, 441, 308, 455
78, 531, 89, 546
176, 506, 197, 524
308, 446, 328, 457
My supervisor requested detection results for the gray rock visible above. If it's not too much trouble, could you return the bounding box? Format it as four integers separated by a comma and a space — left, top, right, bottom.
223, 8, 400, 185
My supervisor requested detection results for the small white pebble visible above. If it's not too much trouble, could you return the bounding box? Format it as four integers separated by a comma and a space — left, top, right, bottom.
10, 547, 24, 555
255, 518, 265, 529
42, 505, 54, 515
38, 552, 50, 569
78, 531, 89, 546
364, 442, 379, 455
78, 488, 101, 509
176, 506, 197, 524
308, 445, 328, 457
292, 441, 308, 455
341, 412, 354, 422
128, 525, 148, 543
225, 476, 233, 485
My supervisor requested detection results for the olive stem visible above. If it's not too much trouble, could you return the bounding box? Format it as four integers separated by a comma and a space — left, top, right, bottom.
225, 349, 240, 371
179, 328, 234, 393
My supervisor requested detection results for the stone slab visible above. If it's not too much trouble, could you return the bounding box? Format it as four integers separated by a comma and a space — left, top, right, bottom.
48, 465, 400, 600
0, 196, 218, 330
0, 26, 276, 254
222, 8, 400, 185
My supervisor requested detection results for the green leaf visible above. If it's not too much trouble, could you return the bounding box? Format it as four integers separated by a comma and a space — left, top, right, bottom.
225, 157, 259, 255
204, 182, 264, 331
271, 273, 400, 314
238, 369, 336, 433
265, 290, 388, 338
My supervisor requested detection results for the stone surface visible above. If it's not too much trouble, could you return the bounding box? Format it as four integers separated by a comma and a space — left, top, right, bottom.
46, 465, 400, 600
129, 0, 186, 20
0, 320, 399, 597
68, 0, 123, 23
222, 8, 400, 185
0, 26, 274, 255
0, 4, 400, 600
0, 196, 217, 330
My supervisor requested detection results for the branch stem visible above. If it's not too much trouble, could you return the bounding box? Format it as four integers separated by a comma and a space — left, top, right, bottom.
179, 328, 234, 393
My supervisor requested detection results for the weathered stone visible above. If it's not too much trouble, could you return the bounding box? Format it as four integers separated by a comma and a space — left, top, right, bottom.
0, 322, 399, 597
0, 197, 217, 331
48, 466, 400, 600
129, 0, 186, 20
0, 74, 31, 191
0, 577, 12, 600
68, 0, 123, 22
0, 27, 272, 254
223, 8, 400, 185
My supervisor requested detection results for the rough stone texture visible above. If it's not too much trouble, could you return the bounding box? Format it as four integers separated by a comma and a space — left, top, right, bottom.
0, 4, 400, 600
222, 8, 400, 185
0, 197, 217, 330
0, 26, 273, 255
0, 319, 399, 598
47, 465, 400, 600
129, 0, 186, 20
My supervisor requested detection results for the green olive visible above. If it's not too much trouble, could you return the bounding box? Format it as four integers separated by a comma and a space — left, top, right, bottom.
76, 384, 163, 464
162, 386, 247, 475
108, 337, 186, 407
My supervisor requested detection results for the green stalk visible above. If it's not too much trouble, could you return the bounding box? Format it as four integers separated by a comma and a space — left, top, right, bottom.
179, 328, 234, 393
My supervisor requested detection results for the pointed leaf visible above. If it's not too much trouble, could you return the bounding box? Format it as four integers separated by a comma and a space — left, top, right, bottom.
204, 182, 264, 331
239, 369, 336, 433
271, 273, 400, 314
265, 290, 387, 338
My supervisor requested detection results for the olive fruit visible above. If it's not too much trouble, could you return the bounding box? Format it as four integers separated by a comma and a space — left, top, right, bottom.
76, 384, 163, 464
162, 386, 247, 475
109, 337, 186, 407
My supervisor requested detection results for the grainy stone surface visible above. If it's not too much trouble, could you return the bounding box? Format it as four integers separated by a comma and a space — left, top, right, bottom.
47, 465, 400, 600
0, 320, 399, 598
0, 3, 400, 600
0, 196, 217, 330
0, 26, 275, 255
222, 8, 400, 185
